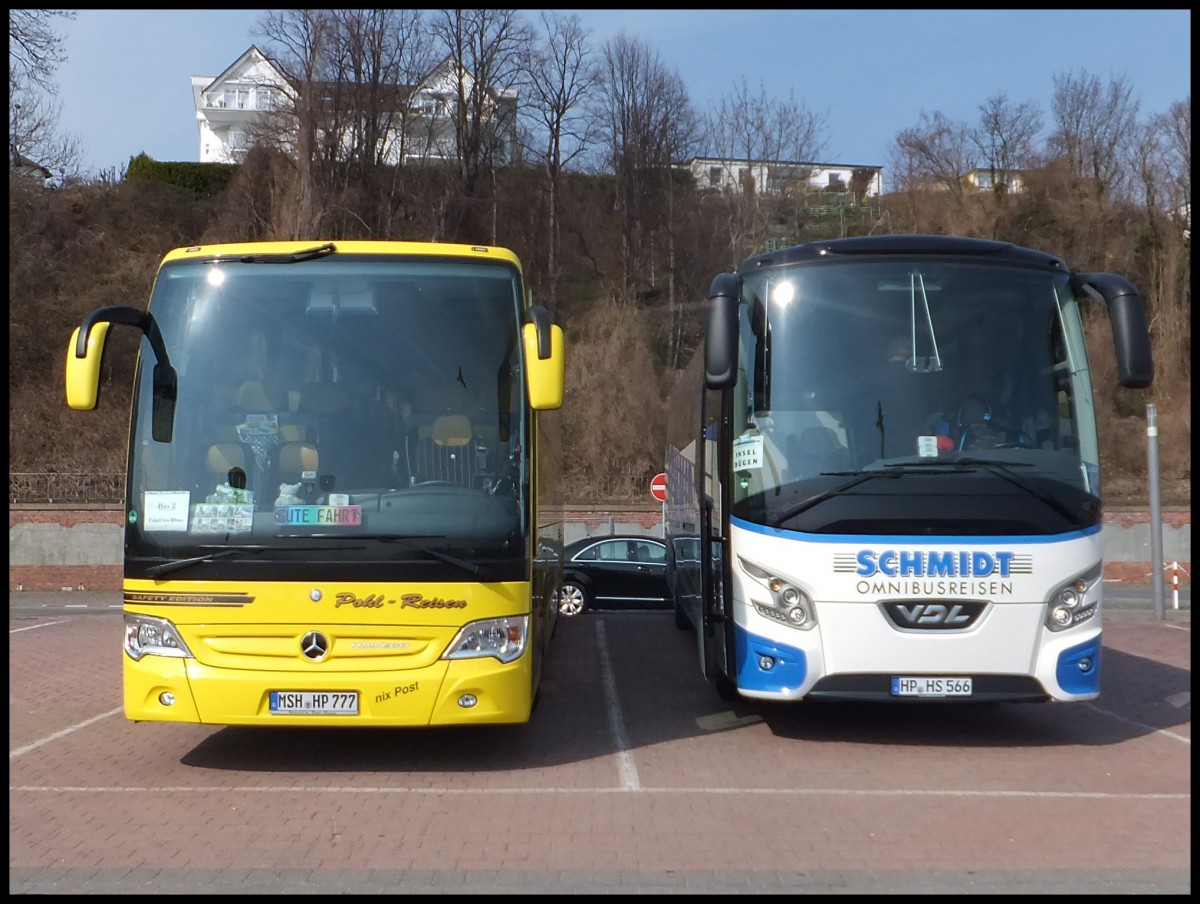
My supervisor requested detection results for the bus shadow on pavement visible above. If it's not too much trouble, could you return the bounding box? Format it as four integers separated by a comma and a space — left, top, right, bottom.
179, 615, 648, 773
177, 618, 1188, 771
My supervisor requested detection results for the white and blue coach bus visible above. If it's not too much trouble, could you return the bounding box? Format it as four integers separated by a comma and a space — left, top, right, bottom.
665, 235, 1152, 704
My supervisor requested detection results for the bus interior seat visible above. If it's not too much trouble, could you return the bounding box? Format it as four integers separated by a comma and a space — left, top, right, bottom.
235, 380, 279, 413
794, 425, 850, 473
276, 441, 319, 481
411, 414, 478, 486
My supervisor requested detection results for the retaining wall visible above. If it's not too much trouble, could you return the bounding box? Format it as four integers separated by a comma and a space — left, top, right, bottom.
9, 504, 1191, 592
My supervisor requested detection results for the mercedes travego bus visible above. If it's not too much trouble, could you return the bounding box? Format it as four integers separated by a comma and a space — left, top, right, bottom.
665, 234, 1152, 704
66, 240, 565, 726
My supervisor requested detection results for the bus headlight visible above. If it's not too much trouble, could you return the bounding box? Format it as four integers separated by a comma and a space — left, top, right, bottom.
123, 614, 193, 661
1044, 564, 1101, 632
738, 557, 816, 631
443, 616, 528, 663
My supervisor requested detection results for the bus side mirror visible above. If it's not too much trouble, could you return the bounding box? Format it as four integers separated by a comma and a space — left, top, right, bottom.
65, 322, 112, 410
705, 273, 739, 390
65, 304, 178, 441
524, 305, 564, 410
1075, 273, 1154, 389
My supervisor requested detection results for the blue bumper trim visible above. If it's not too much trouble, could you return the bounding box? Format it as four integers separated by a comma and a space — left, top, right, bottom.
1056, 635, 1102, 696
733, 625, 808, 693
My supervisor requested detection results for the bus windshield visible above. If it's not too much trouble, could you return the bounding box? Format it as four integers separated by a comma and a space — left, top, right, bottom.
731, 259, 1100, 534
127, 254, 529, 571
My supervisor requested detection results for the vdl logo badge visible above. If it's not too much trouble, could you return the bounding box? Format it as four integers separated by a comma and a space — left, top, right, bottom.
881, 600, 988, 630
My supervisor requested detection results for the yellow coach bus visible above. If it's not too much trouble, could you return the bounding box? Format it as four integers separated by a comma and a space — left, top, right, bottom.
65, 241, 565, 726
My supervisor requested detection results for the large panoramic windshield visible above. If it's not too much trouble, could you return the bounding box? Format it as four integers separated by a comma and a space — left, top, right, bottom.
731, 258, 1100, 534
126, 254, 529, 568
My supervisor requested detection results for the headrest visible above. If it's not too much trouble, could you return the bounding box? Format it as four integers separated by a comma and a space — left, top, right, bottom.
235, 381, 277, 412
207, 442, 247, 472
799, 426, 842, 455
431, 414, 472, 446
278, 442, 319, 473
299, 382, 351, 415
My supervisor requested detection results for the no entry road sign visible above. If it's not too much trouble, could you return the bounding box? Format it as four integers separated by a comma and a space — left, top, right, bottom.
650, 472, 667, 503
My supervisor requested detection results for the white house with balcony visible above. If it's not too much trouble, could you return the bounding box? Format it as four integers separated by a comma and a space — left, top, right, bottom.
682, 156, 884, 200
191, 47, 285, 163
191, 45, 516, 166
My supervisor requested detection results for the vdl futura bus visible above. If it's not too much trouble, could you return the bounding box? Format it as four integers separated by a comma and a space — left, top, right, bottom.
665, 235, 1153, 704
66, 241, 565, 726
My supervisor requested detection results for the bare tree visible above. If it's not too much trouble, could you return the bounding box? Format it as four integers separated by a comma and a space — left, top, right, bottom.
8, 9, 74, 92
593, 31, 698, 305
523, 11, 599, 313
429, 9, 532, 240
970, 92, 1042, 198
889, 110, 972, 197
8, 9, 81, 180
705, 77, 828, 263
252, 10, 338, 238
318, 9, 438, 235
1158, 97, 1191, 232
1130, 96, 1190, 388
1047, 68, 1139, 200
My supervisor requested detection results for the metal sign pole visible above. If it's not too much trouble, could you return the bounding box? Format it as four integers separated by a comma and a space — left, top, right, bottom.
1146, 404, 1165, 620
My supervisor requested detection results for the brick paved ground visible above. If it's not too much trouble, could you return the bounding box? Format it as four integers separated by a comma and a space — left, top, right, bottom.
10, 593, 1189, 895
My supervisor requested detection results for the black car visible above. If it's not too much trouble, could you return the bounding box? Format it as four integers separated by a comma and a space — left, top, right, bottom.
556, 534, 670, 617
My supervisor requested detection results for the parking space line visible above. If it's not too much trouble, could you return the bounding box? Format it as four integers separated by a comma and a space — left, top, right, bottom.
1083, 703, 1191, 745
9, 707, 124, 760
10, 620, 70, 633
596, 619, 640, 791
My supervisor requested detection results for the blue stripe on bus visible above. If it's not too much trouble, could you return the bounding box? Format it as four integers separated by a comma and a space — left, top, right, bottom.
730, 515, 1101, 545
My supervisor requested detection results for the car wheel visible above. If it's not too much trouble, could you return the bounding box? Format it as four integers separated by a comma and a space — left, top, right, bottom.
673, 599, 691, 631
557, 580, 589, 617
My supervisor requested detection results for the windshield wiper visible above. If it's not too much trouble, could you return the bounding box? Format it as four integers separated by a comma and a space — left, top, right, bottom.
768, 462, 985, 526
144, 545, 263, 577
769, 470, 905, 525
144, 540, 358, 577
231, 242, 336, 264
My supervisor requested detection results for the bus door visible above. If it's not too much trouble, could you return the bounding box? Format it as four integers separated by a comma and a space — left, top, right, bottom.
698, 381, 734, 686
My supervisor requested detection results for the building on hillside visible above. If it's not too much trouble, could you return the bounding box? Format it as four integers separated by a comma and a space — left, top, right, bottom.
963, 167, 1027, 194
191, 46, 517, 167
10, 147, 55, 186
681, 156, 884, 201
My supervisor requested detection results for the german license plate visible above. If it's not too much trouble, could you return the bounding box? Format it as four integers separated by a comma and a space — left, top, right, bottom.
269, 691, 358, 715
891, 676, 972, 697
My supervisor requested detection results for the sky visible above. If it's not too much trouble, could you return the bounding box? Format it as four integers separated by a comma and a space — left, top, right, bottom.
49, 9, 1191, 179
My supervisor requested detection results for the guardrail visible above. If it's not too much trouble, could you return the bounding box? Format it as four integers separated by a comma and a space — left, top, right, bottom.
9, 473, 126, 505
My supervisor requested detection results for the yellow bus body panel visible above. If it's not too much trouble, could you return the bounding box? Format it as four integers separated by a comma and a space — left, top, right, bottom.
122, 578, 536, 726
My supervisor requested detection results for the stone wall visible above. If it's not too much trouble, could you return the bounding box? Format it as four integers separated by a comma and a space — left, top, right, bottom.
9, 504, 1191, 592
